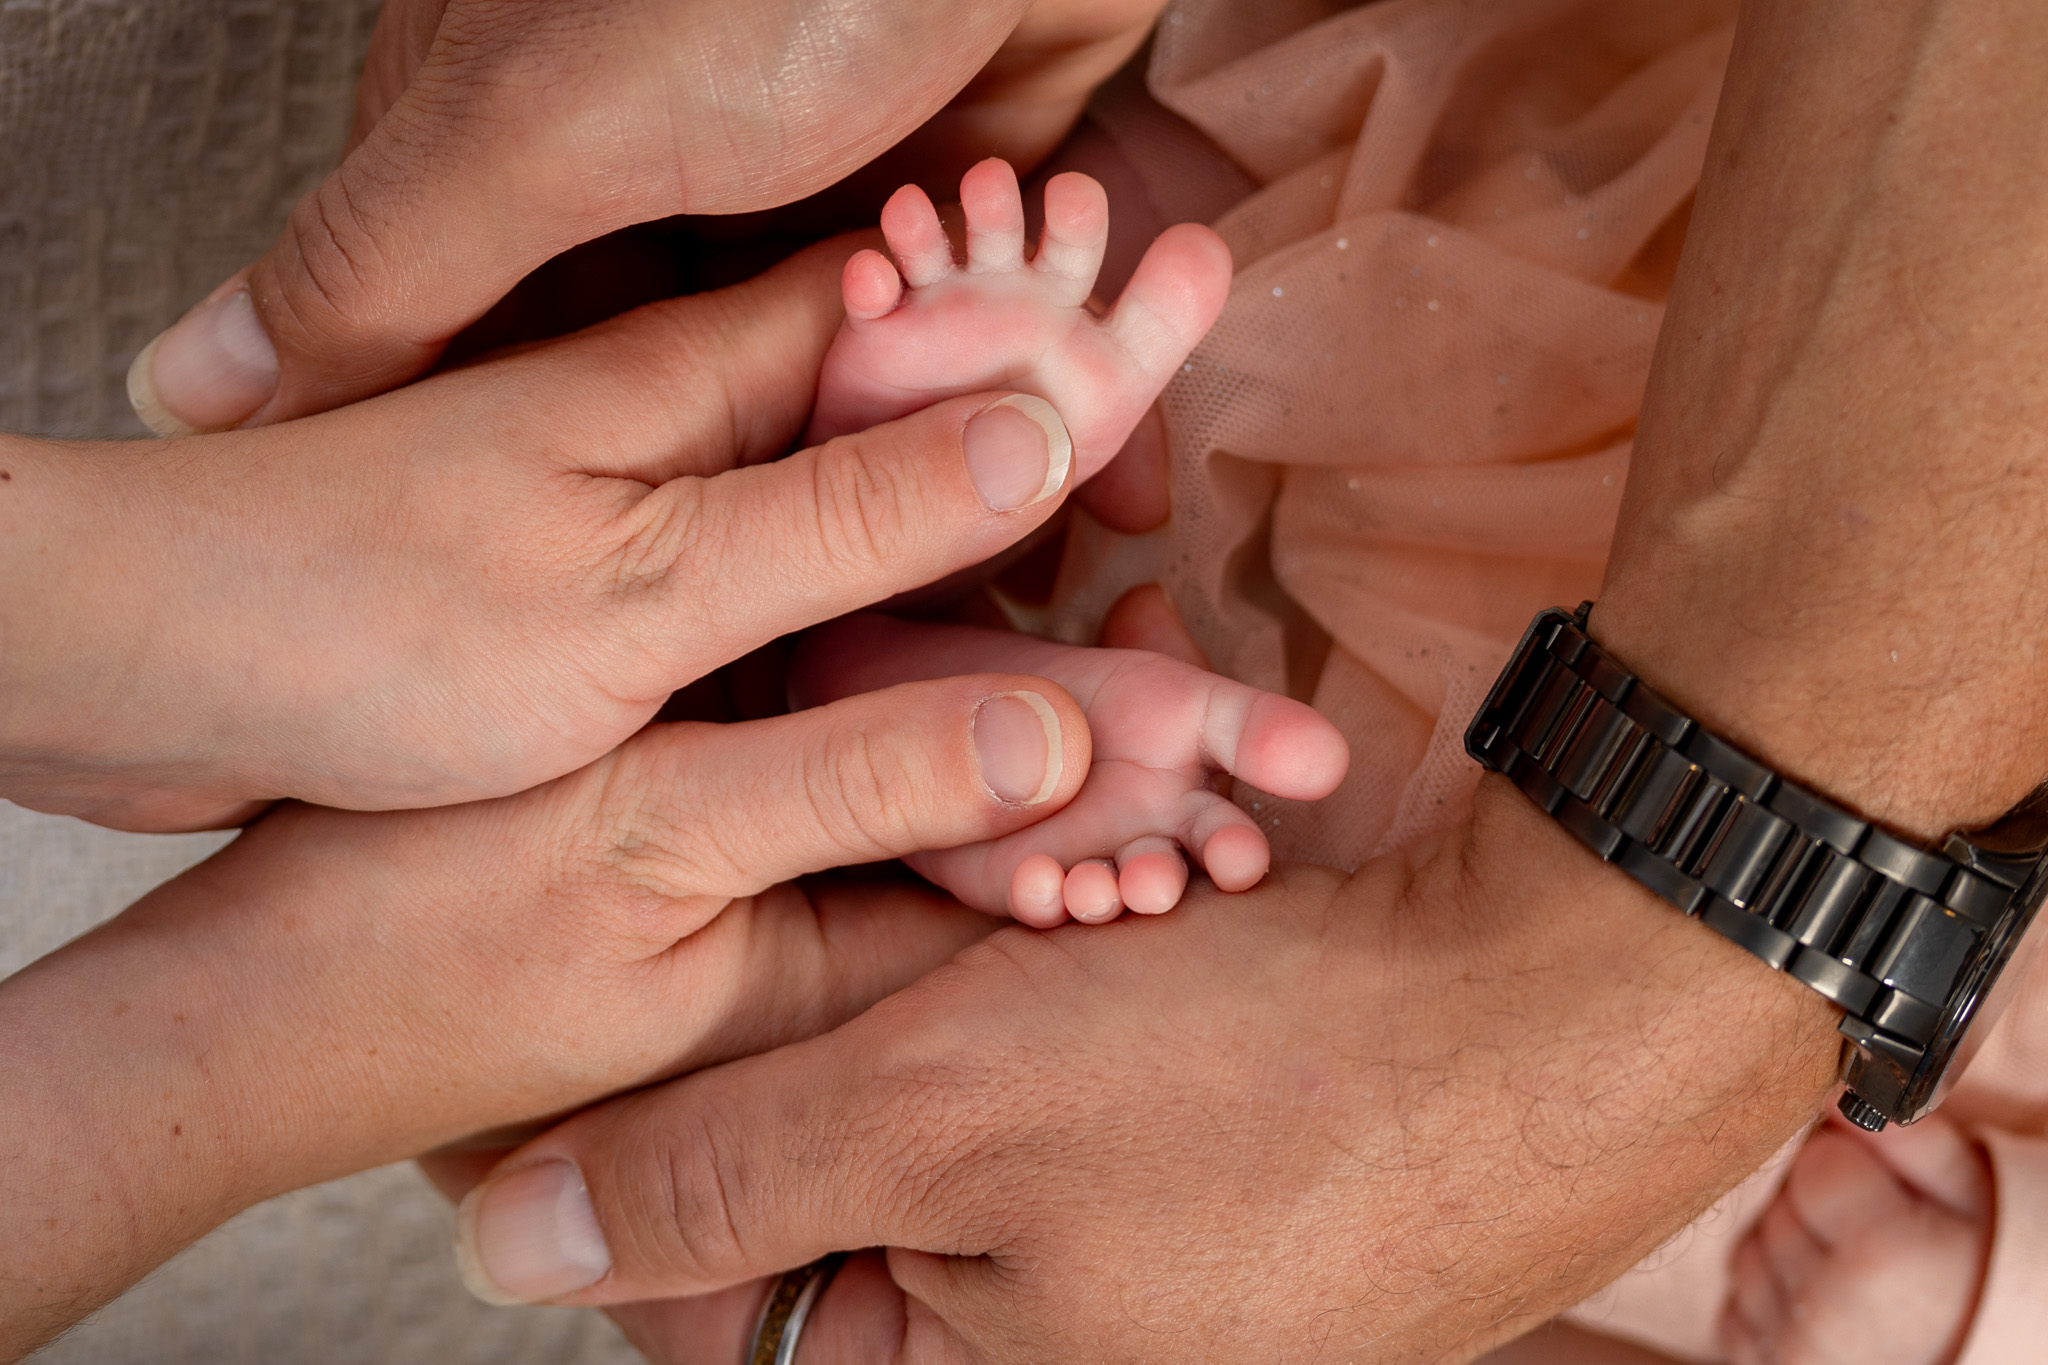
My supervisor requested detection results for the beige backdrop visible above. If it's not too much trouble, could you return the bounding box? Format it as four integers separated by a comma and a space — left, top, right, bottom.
1, 1, 636, 1357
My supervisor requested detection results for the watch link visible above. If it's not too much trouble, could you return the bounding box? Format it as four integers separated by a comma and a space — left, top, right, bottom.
1468, 603, 2048, 1131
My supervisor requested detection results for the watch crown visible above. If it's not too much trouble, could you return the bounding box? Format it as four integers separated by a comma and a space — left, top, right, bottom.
1837, 1092, 1889, 1132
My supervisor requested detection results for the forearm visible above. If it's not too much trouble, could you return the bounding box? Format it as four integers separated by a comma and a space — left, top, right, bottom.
1598, 0, 2048, 839
0, 682, 1026, 1357
0, 899, 266, 1360
0, 808, 565, 1358
1427, 0, 2048, 1346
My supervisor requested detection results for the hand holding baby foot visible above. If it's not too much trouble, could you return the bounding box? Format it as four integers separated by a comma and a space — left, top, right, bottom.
793, 613, 1347, 926
1722, 1111, 1993, 1365
809, 158, 1232, 483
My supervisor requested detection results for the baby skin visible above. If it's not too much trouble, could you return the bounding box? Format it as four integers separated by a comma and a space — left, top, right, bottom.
794, 612, 1348, 926
794, 158, 1342, 925
807, 156, 1233, 484
1721, 1111, 1993, 1365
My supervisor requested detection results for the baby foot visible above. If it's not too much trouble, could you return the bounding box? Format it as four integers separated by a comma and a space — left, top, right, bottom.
807, 158, 1233, 484
1721, 1111, 1992, 1365
792, 613, 1348, 927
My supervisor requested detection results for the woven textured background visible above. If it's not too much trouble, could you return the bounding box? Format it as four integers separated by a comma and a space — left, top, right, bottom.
1, 2, 638, 1357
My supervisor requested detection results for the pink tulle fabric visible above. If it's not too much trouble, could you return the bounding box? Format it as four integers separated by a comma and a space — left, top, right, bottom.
1046, 0, 1732, 871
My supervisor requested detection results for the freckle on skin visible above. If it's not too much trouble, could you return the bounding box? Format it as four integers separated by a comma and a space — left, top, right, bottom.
173, 1124, 182, 1137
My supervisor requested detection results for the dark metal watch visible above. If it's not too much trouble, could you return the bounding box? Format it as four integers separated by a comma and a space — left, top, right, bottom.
1466, 602, 2048, 1131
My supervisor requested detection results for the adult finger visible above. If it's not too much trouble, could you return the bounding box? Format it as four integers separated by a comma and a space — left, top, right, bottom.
451, 984, 979, 1305
126, 0, 1033, 434
599, 1252, 924, 1365
612, 392, 1077, 685
450, 868, 1336, 1319
598, 675, 1091, 907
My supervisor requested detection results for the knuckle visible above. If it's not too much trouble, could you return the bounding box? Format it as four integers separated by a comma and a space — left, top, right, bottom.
582, 742, 748, 924
271, 173, 389, 340
804, 441, 918, 583
610, 479, 710, 600
652, 1105, 757, 1283
601, 480, 724, 680
804, 722, 930, 859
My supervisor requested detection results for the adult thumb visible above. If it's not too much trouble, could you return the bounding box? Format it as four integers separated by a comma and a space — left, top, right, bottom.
125, 0, 1033, 436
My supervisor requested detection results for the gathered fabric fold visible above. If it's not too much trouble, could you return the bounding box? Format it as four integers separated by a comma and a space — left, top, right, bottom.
1047, 0, 1735, 870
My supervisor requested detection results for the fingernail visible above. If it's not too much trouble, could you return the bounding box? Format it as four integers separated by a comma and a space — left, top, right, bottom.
963, 394, 1071, 510
127, 287, 278, 436
454, 1159, 611, 1305
974, 690, 1062, 805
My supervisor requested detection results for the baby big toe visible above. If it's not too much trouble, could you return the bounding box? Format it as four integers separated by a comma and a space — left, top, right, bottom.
1229, 693, 1350, 802
1033, 171, 1110, 308
1106, 222, 1233, 382
1115, 836, 1188, 915
961, 158, 1027, 273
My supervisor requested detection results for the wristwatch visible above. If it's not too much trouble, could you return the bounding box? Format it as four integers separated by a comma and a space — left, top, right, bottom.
1466, 602, 2048, 1131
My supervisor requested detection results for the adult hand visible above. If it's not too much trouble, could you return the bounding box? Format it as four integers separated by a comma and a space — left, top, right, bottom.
125, 0, 1170, 434
447, 791, 1838, 1360
0, 240, 1077, 831
0, 656, 1094, 1361
443, 0, 2048, 1356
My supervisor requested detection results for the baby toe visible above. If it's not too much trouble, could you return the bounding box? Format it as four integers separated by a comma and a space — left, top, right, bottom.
1033, 171, 1109, 308
1200, 822, 1270, 894
1726, 1239, 1791, 1345
1229, 693, 1350, 801
961, 158, 1027, 273
880, 183, 955, 288
1009, 853, 1070, 928
1115, 836, 1188, 914
1180, 792, 1271, 894
841, 248, 905, 322
1064, 859, 1123, 923
1105, 222, 1233, 380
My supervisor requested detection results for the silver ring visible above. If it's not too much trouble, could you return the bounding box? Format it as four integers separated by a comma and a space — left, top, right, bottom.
747, 1253, 847, 1365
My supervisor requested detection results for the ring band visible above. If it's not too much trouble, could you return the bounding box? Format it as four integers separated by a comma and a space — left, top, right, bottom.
748, 1253, 847, 1365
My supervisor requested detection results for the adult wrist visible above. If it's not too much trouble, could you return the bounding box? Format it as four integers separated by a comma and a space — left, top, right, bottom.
0, 434, 224, 828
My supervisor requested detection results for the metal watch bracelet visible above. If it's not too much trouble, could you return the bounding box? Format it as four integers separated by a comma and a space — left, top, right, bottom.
1466, 603, 2037, 1131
